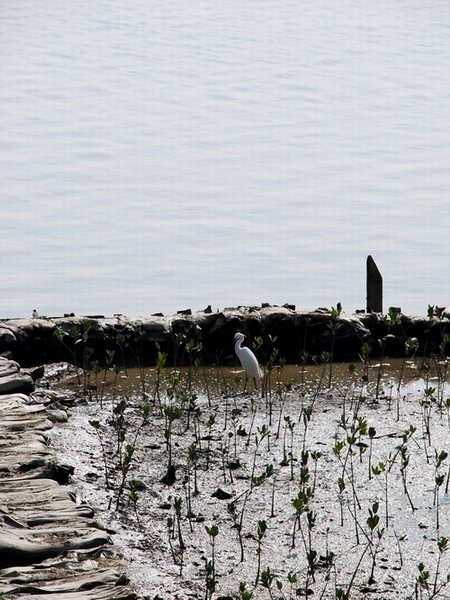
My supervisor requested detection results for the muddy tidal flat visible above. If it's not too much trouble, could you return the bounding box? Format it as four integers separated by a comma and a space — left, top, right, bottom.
49, 361, 450, 599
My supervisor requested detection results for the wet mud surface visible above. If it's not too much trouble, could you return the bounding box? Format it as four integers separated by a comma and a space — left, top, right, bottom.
47, 360, 450, 599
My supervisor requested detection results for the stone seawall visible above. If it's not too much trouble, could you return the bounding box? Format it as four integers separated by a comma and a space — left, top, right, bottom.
0, 359, 136, 598
1, 305, 449, 368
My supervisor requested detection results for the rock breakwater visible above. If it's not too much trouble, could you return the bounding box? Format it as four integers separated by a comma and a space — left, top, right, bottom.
1, 305, 449, 368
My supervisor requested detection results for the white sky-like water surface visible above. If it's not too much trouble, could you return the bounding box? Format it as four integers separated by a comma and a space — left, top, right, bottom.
1, 1, 449, 318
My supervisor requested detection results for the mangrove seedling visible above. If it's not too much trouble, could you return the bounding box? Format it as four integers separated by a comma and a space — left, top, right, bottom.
254, 519, 267, 586
82, 345, 94, 395
90, 359, 102, 404
230, 408, 240, 461
434, 449, 448, 530
415, 537, 450, 600
112, 396, 127, 458
310, 450, 322, 490
188, 442, 199, 496
164, 404, 183, 472
359, 341, 372, 383
245, 397, 257, 447
397, 337, 419, 398
269, 465, 278, 518
335, 535, 372, 600
205, 523, 219, 599
101, 348, 115, 400
301, 316, 311, 386
312, 351, 331, 401
115, 331, 130, 376
252, 334, 276, 398
433, 537, 450, 598
276, 355, 286, 387
420, 387, 437, 449
376, 308, 400, 399
305, 511, 318, 585
341, 362, 357, 419
238, 581, 253, 600
251, 424, 270, 485
88, 419, 110, 489
260, 566, 276, 599
154, 342, 167, 412
227, 500, 245, 563
291, 487, 313, 549
287, 571, 298, 600
205, 413, 215, 471
372, 454, 395, 529
366, 501, 385, 584
333, 424, 365, 542
54, 324, 82, 384
282, 415, 296, 480
130, 402, 151, 451
174, 496, 185, 551
368, 426, 376, 480
166, 515, 177, 566
166, 496, 185, 574
227, 467, 272, 565
276, 381, 292, 440
111, 364, 122, 406
400, 444, 416, 512
300, 405, 313, 452
130, 326, 147, 398
184, 335, 202, 392
128, 479, 143, 529
116, 443, 135, 510
421, 304, 438, 368
328, 304, 342, 387
166, 372, 181, 404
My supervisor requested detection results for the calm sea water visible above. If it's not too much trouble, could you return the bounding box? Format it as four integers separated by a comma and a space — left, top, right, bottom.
1, 1, 449, 319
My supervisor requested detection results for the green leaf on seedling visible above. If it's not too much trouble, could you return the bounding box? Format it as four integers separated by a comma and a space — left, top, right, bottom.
438, 536, 448, 553
367, 502, 380, 531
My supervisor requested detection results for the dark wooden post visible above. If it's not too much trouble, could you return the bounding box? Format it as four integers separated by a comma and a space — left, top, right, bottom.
366, 255, 382, 313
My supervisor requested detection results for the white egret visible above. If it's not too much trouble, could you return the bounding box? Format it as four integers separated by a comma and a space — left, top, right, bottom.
234, 332, 262, 391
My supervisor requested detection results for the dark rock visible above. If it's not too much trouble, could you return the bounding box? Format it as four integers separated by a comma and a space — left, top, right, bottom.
160, 465, 176, 485
211, 488, 233, 500
24, 365, 45, 381
52, 463, 75, 484
228, 460, 241, 470
0, 328, 16, 346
